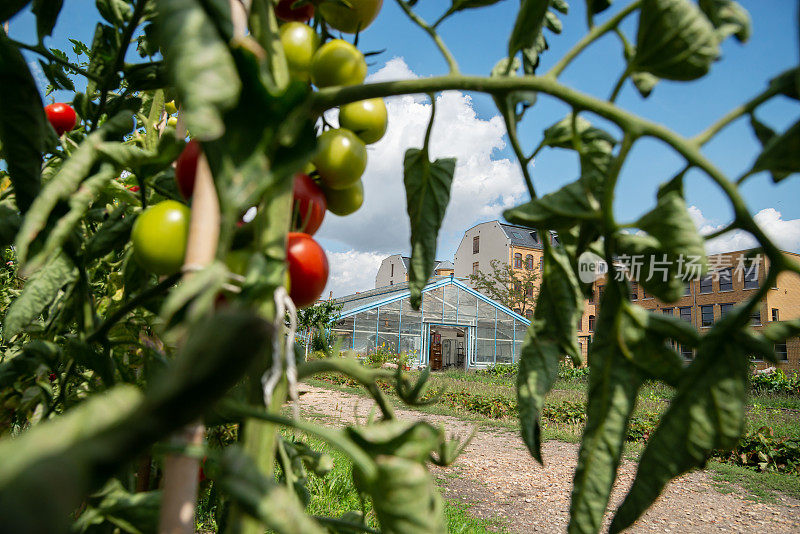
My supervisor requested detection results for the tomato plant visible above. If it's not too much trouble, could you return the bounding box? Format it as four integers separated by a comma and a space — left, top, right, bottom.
338, 98, 388, 144
319, 0, 383, 34
323, 179, 363, 216
286, 232, 329, 308
131, 200, 191, 275
44, 102, 76, 136
279, 22, 319, 83
312, 128, 367, 190
175, 139, 201, 199
275, 0, 314, 22
292, 172, 326, 234
310, 39, 367, 88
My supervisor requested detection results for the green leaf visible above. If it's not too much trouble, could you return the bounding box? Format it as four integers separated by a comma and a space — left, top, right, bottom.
517, 244, 583, 463
3, 252, 77, 340
347, 421, 443, 464
155, 0, 241, 140
541, 113, 617, 150
442, 0, 504, 20
569, 282, 644, 534
544, 10, 563, 34
0, 200, 22, 249
0, 0, 31, 22
0, 31, 50, 212
750, 119, 800, 182
620, 187, 707, 302
610, 327, 750, 532
32, 0, 63, 40
699, 0, 751, 43
95, 0, 131, 26
768, 68, 799, 101
73, 479, 160, 534
633, 0, 720, 81
585, 0, 611, 15
631, 71, 658, 98
25, 164, 117, 274
508, 0, 551, 58
403, 149, 455, 309
84, 205, 134, 260
123, 61, 168, 91
14, 115, 133, 268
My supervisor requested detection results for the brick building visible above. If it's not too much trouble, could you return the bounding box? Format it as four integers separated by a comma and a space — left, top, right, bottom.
577, 249, 800, 371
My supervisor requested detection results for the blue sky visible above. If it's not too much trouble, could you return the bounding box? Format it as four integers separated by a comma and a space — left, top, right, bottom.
7, 1, 800, 296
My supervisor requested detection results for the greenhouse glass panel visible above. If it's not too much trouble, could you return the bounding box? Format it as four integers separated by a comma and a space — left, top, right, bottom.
496, 340, 513, 364
443, 284, 459, 322
400, 299, 421, 335
497, 313, 513, 341
423, 287, 444, 322
457, 289, 477, 324
378, 301, 400, 335
353, 308, 378, 354
377, 333, 399, 352
476, 339, 495, 365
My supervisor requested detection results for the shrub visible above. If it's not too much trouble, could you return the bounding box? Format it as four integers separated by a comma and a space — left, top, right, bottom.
750, 369, 800, 396
714, 427, 800, 475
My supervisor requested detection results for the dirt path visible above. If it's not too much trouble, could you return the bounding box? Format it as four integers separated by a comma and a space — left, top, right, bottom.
299, 384, 800, 533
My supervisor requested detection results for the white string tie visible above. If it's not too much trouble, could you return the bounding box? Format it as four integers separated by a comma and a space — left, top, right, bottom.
262, 286, 299, 419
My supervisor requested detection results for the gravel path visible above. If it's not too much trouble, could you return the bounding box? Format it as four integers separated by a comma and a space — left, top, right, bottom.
299, 384, 800, 533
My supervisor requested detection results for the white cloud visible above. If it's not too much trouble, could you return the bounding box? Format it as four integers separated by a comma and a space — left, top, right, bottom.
323, 250, 385, 298
688, 205, 800, 255
317, 57, 526, 297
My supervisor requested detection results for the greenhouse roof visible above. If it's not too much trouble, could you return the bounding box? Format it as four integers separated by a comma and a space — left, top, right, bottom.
334, 276, 531, 325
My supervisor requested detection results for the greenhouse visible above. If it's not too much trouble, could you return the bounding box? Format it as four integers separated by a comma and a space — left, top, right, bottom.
331, 276, 531, 369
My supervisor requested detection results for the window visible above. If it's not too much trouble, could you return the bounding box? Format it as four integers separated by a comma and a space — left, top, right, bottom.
630, 281, 638, 301
719, 268, 733, 291
525, 283, 534, 297
662, 308, 673, 316
513, 308, 521, 315
684, 282, 691, 296
473, 236, 480, 254
699, 275, 713, 294
598, 285, 605, 300
514, 281, 521, 293
744, 261, 759, 289
680, 344, 694, 360
701, 305, 714, 327
530, 231, 539, 243
588, 289, 594, 303
679, 307, 691, 322
514, 253, 522, 269
750, 310, 762, 326
588, 315, 595, 332
641, 287, 648, 299
511, 231, 522, 238
472, 262, 479, 275
389, 280, 393, 286
772, 308, 779, 322
390, 264, 394, 276
720, 303, 733, 318
526, 254, 534, 270
577, 317, 582, 331
539, 257, 544, 272
775, 342, 788, 361
525, 309, 533, 319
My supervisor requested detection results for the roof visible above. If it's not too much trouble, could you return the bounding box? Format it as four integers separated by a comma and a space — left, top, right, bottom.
400, 256, 447, 273
499, 223, 544, 249
334, 276, 531, 325
436, 260, 454, 270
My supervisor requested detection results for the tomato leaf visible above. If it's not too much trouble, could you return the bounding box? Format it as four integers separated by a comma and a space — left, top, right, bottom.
32, 0, 63, 40
73, 479, 160, 534
750, 119, 800, 182
3, 252, 78, 341
633, 0, 720, 81
517, 244, 584, 463
610, 325, 750, 532
0, 200, 22, 249
0, 31, 51, 213
508, 0, 550, 58
585, 0, 612, 15
569, 281, 644, 534
403, 149, 455, 309
698, 0, 751, 43
155, 0, 241, 140
84, 205, 134, 261
631, 71, 659, 98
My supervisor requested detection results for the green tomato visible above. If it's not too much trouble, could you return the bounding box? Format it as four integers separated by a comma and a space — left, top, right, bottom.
165, 100, 178, 115
311, 39, 367, 88
279, 22, 319, 82
319, 0, 383, 34
339, 98, 387, 144
131, 200, 191, 275
323, 180, 364, 216
313, 128, 367, 190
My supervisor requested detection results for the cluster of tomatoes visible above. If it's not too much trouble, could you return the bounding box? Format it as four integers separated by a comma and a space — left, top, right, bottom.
40, 0, 386, 310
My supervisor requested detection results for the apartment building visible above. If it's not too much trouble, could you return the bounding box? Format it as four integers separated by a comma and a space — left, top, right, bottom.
374, 254, 454, 288
577, 249, 800, 370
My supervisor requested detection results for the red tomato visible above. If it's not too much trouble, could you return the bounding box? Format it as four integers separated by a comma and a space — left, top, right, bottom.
44, 103, 77, 136
293, 173, 326, 235
286, 232, 328, 308
175, 140, 201, 199
128, 185, 140, 193
275, 0, 314, 22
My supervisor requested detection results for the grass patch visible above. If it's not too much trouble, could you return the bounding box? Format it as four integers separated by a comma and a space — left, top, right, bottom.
708, 462, 800, 503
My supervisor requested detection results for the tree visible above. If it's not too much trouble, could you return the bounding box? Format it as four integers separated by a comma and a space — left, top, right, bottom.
469, 259, 539, 316
296, 299, 342, 357
0, 1, 799, 533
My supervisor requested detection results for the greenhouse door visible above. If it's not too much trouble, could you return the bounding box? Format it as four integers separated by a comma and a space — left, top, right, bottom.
424, 323, 469, 371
